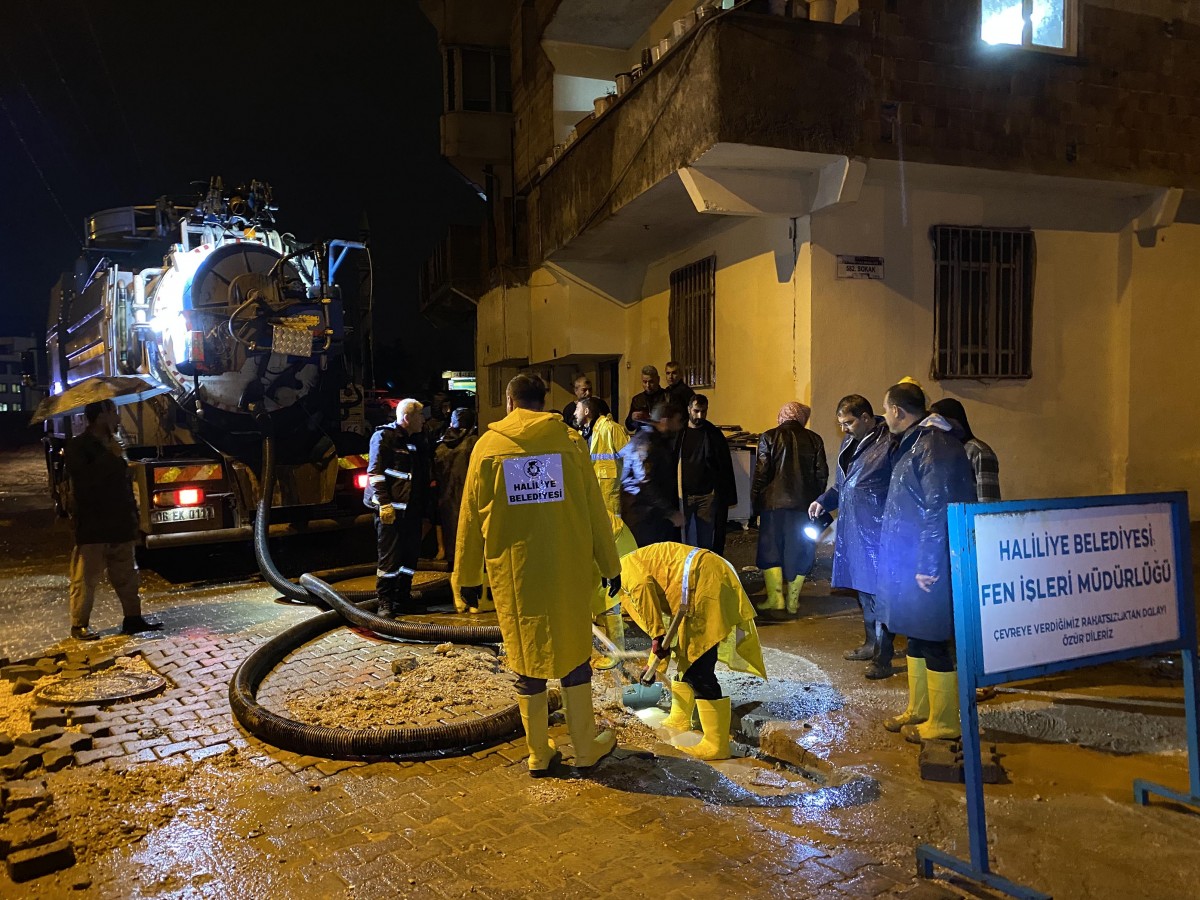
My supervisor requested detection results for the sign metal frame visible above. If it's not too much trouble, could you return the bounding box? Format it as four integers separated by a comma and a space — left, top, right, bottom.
917, 491, 1199, 900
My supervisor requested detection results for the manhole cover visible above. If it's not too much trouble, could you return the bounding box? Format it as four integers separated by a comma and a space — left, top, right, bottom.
36, 670, 167, 705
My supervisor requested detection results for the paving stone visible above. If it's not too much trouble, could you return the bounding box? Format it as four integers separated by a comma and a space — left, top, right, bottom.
4, 779, 51, 809
47, 732, 93, 754
6, 839, 76, 883
0, 733, 12, 755
15, 726, 66, 748
896, 881, 963, 900
11, 678, 35, 695
66, 707, 101, 725
58, 668, 90, 680
1, 665, 45, 683
0, 747, 44, 779
33, 658, 61, 676
819, 850, 883, 876
74, 745, 125, 766
0, 822, 59, 856
41, 748, 75, 772
30, 708, 70, 729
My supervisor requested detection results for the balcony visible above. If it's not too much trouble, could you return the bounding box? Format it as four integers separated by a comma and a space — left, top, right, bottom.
420, 224, 485, 325
528, 8, 1200, 301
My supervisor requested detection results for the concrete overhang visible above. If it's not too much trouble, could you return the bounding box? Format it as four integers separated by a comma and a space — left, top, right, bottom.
546, 143, 861, 305
543, 0, 676, 50
863, 159, 1186, 235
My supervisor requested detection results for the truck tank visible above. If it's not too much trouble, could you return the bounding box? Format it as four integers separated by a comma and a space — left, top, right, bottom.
44, 178, 374, 549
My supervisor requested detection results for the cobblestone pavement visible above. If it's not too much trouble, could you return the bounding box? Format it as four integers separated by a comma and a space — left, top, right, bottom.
3, 447, 1200, 899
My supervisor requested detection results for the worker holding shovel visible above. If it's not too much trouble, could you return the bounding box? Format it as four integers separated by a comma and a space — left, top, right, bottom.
618, 543, 767, 760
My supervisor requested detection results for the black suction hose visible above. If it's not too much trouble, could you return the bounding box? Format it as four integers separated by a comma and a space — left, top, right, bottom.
228, 598, 522, 757
233, 433, 515, 757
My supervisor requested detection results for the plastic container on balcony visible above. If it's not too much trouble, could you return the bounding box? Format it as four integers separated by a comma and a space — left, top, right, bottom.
641, 47, 654, 68
695, 2, 718, 21
767, 0, 786, 14
631, 63, 644, 81
651, 45, 663, 64
658, 36, 672, 57
615, 72, 633, 94
672, 12, 696, 38
594, 95, 613, 116
808, 0, 836, 21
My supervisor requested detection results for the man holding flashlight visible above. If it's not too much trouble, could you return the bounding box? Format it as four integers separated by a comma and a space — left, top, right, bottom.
810, 395, 896, 678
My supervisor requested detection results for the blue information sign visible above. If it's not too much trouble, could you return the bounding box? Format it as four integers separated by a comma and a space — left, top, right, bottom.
917, 492, 1199, 900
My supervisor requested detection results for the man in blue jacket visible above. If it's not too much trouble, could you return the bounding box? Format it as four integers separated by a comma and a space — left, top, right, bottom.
876, 382, 976, 743
810, 394, 895, 679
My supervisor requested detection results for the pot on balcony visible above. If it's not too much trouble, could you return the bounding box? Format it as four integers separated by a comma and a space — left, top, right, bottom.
672, 12, 696, 38
651, 45, 663, 63
615, 72, 633, 94
808, 0, 836, 22
594, 95, 613, 116
658, 36, 672, 57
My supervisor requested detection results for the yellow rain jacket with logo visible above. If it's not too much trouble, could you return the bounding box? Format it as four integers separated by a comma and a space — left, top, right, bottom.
591, 513, 638, 617
619, 542, 767, 680
588, 415, 629, 517
455, 408, 621, 679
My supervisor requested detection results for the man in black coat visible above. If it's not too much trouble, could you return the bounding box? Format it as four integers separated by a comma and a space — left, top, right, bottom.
751, 401, 828, 617
625, 366, 666, 431
619, 401, 684, 546
663, 360, 695, 409
680, 394, 737, 556
63, 399, 163, 641
366, 398, 433, 617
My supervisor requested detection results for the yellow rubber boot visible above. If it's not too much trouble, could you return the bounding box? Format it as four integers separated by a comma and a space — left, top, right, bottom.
884, 657, 929, 732
516, 692, 560, 777
592, 610, 625, 670
680, 697, 731, 761
756, 567, 785, 611
785, 575, 805, 614
903, 670, 961, 743
562, 682, 616, 769
662, 680, 696, 730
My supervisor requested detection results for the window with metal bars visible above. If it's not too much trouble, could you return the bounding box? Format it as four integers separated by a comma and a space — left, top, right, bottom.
668, 256, 716, 388
931, 226, 1034, 380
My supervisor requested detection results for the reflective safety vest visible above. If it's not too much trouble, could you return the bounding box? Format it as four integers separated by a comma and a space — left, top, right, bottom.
588, 415, 629, 517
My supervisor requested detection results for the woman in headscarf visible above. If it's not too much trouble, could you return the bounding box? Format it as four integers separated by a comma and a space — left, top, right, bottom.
750, 402, 828, 618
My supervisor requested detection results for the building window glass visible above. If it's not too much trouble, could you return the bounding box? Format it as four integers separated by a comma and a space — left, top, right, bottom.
932, 226, 1034, 380
981, 0, 1077, 55
0, 383, 7, 392
668, 256, 716, 389
445, 47, 512, 114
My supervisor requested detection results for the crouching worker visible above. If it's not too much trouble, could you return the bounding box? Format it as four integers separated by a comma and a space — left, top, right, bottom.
619, 542, 767, 760
591, 514, 638, 670
455, 375, 622, 776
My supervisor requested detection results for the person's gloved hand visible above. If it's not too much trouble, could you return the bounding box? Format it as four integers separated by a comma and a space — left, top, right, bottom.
650, 636, 670, 659
378, 504, 396, 525
603, 574, 622, 598
460, 585, 483, 608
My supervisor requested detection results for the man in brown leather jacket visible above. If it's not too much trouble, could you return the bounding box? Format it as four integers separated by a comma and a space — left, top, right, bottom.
751, 401, 828, 617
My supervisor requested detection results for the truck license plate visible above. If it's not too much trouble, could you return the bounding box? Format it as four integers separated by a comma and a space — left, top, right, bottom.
151, 505, 216, 525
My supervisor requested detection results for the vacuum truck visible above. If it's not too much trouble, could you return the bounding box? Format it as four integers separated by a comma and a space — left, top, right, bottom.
43, 177, 374, 549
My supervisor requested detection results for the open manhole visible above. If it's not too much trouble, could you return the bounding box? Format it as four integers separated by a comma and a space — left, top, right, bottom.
36, 669, 167, 705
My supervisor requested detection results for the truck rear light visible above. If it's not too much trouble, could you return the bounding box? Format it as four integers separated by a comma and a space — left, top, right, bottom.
354, 473, 369, 490
175, 488, 205, 506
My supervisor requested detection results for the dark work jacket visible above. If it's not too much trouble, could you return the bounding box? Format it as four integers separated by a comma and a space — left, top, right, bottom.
680, 420, 737, 507
63, 431, 138, 545
876, 415, 976, 641
815, 419, 893, 595
664, 380, 695, 409
434, 428, 478, 526
618, 426, 679, 531
366, 423, 432, 520
751, 421, 828, 513
625, 388, 666, 432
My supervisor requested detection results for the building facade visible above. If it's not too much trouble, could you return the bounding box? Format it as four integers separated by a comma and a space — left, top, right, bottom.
0, 336, 37, 413
436, 0, 1200, 506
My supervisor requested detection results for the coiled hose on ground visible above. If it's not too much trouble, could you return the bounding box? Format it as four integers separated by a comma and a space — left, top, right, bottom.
229, 434, 517, 756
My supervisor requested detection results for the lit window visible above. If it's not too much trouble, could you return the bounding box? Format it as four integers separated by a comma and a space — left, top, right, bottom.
669, 256, 716, 388
981, 0, 1076, 55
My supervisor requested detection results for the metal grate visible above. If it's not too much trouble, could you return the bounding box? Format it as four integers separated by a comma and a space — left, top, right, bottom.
931, 226, 1034, 380
668, 256, 716, 388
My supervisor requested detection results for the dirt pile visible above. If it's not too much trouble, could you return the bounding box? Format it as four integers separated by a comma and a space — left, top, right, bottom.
286, 645, 518, 728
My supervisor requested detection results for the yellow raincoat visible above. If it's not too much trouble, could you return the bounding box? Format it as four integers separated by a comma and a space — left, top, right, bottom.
620, 542, 767, 680
455, 408, 620, 679
588, 415, 629, 517
591, 513, 638, 617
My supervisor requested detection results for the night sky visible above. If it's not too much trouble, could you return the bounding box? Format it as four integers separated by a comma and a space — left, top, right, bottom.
0, 0, 480, 394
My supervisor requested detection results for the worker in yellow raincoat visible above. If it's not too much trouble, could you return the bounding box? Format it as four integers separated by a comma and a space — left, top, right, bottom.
575, 397, 629, 517
456, 375, 622, 776
591, 513, 638, 670
620, 542, 767, 761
